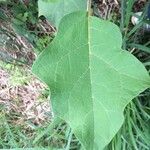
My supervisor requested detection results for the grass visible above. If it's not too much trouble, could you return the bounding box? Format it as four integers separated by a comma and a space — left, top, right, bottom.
0, 0, 150, 150
0, 111, 80, 149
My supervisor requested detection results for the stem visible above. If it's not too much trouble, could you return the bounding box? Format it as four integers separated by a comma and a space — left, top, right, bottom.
87, 0, 92, 14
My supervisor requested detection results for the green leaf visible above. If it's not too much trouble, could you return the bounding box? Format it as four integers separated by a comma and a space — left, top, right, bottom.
32, 11, 150, 149
38, 0, 87, 27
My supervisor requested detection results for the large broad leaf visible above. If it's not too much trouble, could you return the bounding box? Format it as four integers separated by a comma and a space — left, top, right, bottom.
32, 11, 150, 149
38, 0, 87, 27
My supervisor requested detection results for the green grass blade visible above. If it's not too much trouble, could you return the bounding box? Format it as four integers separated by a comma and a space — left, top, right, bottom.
128, 43, 150, 54
33, 117, 61, 144
125, 0, 135, 27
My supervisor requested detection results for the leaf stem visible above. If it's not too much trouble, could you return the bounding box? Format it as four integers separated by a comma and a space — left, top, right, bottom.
87, 0, 91, 14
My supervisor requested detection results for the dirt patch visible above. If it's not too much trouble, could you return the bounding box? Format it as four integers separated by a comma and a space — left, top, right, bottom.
0, 67, 51, 126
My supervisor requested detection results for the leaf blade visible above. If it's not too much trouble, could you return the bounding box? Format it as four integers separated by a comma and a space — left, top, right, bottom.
32, 11, 150, 149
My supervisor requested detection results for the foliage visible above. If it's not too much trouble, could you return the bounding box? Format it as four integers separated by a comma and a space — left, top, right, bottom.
32, 10, 150, 149
11, 0, 38, 47
0, 0, 54, 52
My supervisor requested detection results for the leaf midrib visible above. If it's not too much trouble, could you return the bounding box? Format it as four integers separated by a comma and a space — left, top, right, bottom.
87, 12, 95, 149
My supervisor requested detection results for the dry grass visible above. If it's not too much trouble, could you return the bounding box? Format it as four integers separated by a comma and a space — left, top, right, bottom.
0, 64, 51, 126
